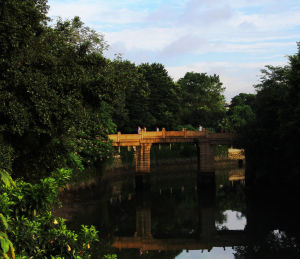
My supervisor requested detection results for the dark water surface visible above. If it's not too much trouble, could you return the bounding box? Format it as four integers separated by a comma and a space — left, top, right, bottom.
55, 163, 300, 258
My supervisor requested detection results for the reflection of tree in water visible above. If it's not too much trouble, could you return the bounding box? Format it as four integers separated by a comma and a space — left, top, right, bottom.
58, 169, 251, 257
233, 183, 300, 259
215, 184, 246, 227
151, 189, 198, 238
150, 143, 197, 161
234, 230, 300, 259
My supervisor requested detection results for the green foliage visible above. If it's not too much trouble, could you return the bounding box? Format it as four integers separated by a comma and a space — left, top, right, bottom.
225, 93, 257, 145
0, 169, 99, 258
176, 124, 197, 131
0, 193, 14, 216
54, 16, 108, 54
230, 104, 255, 129
9, 214, 98, 258
137, 63, 180, 130
0, 1, 114, 180
119, 147, 135, 165
234, 43, 300, 187
103, 255, 117, 259
0, 143, 14, 172
0, 230, 15, 259
177, 72, 226, 129
74, 132, 114, 168
0, 171, 16, 259
0, 170, 16, 188
151, 143, 197, 162
214, 145, 228, 158
112, 60, 152, 132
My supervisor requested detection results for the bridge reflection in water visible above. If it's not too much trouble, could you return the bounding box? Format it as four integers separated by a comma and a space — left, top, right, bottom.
111, 170, 246, 253
54, 165, 246, 257
54, 158, 300, 258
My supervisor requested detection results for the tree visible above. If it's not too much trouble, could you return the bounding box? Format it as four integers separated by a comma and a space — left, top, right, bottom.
177, 72, 226, 129
230, 93, 256, 109
138, 63, 179, 130
119, 61, 152, 133
228, 93, 256, 131
104, 59, 151, 133
0, 1, 113, 179
241, 43, 300, 186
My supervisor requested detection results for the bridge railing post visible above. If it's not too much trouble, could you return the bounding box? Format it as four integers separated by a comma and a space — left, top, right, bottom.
183, 128, 187, 138
117, 131, 121, 142
162, 128, 166, 138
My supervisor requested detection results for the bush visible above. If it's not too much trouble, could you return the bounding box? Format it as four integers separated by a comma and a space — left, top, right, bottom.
0, 169, 99, 258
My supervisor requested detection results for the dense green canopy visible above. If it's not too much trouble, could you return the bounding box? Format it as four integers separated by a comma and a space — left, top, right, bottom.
177, 72, 226, 129
228, 43, 300, 186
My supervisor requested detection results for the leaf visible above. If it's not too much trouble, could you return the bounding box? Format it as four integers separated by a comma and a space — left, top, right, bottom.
0, 170, 16, 188
7, 239, 15, 259
1, 238, 9, 254
0, 214, 8, 230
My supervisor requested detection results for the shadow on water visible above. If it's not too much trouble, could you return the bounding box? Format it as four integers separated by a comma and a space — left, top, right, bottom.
54, 164, 300, 258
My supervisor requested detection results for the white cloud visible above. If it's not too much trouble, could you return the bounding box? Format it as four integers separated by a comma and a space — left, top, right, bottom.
159, 35, 208, 58
231, 10, 300, 31
105, 27, 181, 50
48, 0, 300, 99
179, 3, 233, 26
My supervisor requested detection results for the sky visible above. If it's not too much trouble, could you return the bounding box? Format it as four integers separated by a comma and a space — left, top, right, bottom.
176, 210, 246, 259
48, 0, 300, 101
176, 247, 235, 259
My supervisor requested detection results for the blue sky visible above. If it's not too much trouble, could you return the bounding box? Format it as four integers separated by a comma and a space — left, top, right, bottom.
48, 0, 300, 101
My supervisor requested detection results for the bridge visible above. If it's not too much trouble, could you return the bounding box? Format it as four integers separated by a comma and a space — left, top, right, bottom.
108, 128, 233, 173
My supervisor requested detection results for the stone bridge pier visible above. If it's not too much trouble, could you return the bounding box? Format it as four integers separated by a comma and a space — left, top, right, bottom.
196, 141, 216, 173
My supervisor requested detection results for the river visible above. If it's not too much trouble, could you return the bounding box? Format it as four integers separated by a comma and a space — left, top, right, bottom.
54, 151, 300, 258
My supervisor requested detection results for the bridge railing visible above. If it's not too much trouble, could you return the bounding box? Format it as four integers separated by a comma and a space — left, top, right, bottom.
186, 130, 206, 137
108, 133, 141, 142
108, 128, 210, 141
142, 131, 162, 138
107, 129, 233, 146
165, 131, 184, 137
